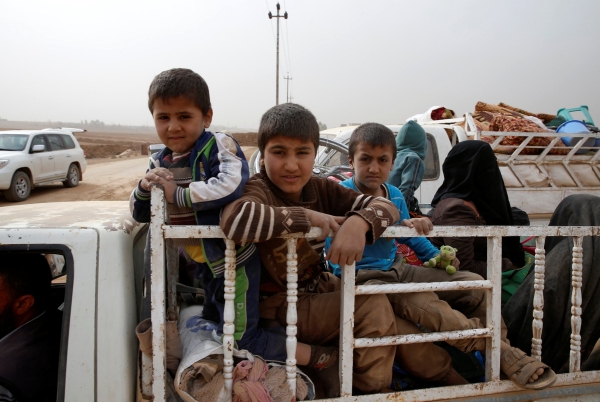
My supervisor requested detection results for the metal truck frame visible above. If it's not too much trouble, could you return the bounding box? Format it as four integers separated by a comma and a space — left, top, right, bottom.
147, 188, 600, 401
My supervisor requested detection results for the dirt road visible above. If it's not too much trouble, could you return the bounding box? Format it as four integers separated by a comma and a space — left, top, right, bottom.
0, 157, 149, 206
0, 147, 258, 206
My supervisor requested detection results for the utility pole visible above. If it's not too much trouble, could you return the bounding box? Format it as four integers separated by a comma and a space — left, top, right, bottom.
284, 73, 292, 103
268, 3, 288, 105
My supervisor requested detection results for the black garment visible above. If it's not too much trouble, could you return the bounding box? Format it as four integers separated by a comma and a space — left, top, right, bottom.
503, 194, 600, 373
431, 141, 524, 267
0, 311, 60, 402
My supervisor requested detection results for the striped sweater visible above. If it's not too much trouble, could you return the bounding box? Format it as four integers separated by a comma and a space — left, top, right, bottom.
221, 172, 400, 291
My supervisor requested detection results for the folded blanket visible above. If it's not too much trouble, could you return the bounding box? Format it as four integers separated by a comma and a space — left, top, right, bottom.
466, 102, 569, 155
263, 365, 309, 401
233, 358, 272, 402
180, 354, 225, 402
498, 102, 556, 124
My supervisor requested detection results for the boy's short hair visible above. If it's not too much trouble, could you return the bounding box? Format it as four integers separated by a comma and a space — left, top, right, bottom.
348, 123, 397, 160
258, 103, 320, 154
148, 68, 211, 115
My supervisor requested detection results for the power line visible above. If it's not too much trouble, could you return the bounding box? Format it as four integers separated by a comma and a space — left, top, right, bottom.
280, 20, 291, 77
264, 1, 277, 47
282, 0, 292, 76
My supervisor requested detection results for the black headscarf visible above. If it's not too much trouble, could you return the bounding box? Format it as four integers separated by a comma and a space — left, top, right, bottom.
503, 194, 600, 372
432, 141, 524, 266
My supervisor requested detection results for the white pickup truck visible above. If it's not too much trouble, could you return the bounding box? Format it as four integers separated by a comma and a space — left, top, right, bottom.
0, 202, 146, 401
2, 194, 600, 401
313, 118, 600, 218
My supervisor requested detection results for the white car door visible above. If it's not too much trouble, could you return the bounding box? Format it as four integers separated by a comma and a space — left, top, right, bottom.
46, 134, 69, 178
59, 134, 82, 172
29, 134, 56, 182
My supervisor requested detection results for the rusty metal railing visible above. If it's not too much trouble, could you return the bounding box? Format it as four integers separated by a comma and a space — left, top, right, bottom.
148, 188, 600, 401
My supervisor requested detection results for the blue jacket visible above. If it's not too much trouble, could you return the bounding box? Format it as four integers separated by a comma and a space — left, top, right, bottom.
326, 179, 439, 276
131, 130, 254, 274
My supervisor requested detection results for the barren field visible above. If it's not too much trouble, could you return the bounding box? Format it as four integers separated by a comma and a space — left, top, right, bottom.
74, 130, 258, 158
0, 129, 258, 206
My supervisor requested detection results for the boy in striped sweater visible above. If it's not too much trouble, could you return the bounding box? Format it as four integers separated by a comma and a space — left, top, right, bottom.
221, 103, 401, 396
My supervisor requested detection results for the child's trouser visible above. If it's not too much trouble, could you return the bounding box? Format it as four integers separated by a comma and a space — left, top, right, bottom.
259, 272, 398, 393
356, 256, 509, 353
201, 250, 288, 361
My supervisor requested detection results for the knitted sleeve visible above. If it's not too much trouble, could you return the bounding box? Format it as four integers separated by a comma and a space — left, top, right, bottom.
130, 156, 159, 223
220, 179, 311, 244
322, 180, 400, 244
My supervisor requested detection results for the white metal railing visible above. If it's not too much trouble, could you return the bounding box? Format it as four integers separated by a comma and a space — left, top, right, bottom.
148, 188, 600, 401
464, 112, 600, 190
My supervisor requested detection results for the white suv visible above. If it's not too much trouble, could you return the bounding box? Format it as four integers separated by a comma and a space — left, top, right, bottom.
0, 129, 87, 202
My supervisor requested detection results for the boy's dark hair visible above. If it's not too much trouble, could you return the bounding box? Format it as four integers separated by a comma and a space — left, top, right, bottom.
258, 103, 320, 154
148, 68, 211, 115
348, 123, 397, 160
0, 253, 51, 313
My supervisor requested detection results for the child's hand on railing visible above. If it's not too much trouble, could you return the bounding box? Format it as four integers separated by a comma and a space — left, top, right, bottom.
305, 210, 345, 241
141, 167, 173, 190
326, 215, 369, 267
141, 168, 176, 203
401, 217, 433, 235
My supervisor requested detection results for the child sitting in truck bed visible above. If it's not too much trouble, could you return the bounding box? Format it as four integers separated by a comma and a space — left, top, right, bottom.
220, 103, 401, 396
323, 122, 557, 390
130, 68, 286, 363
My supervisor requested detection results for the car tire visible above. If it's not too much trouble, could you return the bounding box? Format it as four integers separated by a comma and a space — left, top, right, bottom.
4, 171, 31, 202
63, 164, 80, 188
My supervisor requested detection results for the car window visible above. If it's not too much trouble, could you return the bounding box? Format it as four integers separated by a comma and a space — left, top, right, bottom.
423, 133, 440, 180
60, 135, 76, 149
0, 249, 72, 402
47, 134, 66, 151
0, 134, 29, 151
31, 135, 47, 151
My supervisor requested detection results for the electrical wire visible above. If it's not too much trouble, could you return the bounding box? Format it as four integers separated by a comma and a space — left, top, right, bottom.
280, 23, 291, 76
264, 0, 277, 47
283, 0, 292, 75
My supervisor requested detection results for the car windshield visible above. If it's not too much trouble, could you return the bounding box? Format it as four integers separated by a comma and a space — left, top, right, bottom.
0, 134, 29, 151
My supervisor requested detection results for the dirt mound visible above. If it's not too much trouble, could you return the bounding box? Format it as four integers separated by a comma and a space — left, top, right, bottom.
231, 132, 257, 147
83, 144, 141, 159
78, 131, 257, 158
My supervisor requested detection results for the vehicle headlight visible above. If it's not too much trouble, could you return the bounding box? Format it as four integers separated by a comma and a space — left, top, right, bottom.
0, 160, 9, 169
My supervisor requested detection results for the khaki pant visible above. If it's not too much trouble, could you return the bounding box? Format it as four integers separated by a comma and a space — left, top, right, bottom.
357, 257, 509, 352
260, 272, 397, 393
356, 257, 509, 381
393, 316, 453, 381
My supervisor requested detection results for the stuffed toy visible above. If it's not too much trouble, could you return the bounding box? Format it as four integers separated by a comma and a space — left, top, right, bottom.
423, 245, 457, 274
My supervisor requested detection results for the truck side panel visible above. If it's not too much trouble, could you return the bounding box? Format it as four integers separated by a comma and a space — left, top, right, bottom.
96, 228, 139, 401
0, 228, 98, 401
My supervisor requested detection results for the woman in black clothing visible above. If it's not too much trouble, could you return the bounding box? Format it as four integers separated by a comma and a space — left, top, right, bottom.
503, 194, 600, 373
429, 140, 525, 278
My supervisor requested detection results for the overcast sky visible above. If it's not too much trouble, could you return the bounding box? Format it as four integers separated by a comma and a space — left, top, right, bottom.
1, 0, 599, 130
